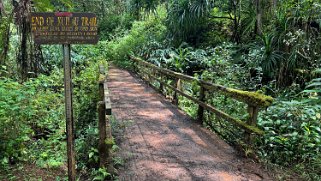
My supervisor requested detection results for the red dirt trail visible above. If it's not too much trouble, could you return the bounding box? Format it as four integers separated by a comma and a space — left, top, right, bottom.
107, 65, 273, 181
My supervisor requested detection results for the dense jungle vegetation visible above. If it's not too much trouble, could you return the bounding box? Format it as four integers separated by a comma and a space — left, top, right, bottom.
0, 0, 320, 180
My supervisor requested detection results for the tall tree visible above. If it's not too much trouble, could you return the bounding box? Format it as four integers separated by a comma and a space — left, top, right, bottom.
0, 0, 5, 16
254, 0, 262, 35
0, 0, 10, 64
271, 0, 277, 9
13, 0, 44, 80
230, 0, 241, 42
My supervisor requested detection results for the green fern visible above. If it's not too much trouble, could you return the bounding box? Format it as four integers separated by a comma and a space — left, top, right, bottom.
302, 69, 321, 104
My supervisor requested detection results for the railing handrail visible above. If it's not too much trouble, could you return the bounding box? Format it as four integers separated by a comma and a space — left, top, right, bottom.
130, 56, 273, 108
129, 55, 274, 141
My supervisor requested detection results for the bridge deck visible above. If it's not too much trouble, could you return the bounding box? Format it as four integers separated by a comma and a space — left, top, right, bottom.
107, 65, 271, 181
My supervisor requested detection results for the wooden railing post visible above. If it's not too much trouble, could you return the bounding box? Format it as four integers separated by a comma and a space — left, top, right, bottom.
172, 78, 180, 105
245, 105, 259, 144
146, 67, 150, 82
133, 61, 137, 72
98, 66, 113, 170
98, 76, 107, 167
105, 114, 115, 174
103, 78, 113, 172
159, 74, 163, 95
98, 101, 107, 167
197, 85, 205, 124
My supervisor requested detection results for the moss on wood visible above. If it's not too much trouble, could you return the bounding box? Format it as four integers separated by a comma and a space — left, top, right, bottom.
98, 74, 105, 84
105, 138, 115, 146
225, 88, 273, 107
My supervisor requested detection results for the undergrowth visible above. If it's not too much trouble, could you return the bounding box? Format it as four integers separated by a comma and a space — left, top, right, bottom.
0, 43, 117, 180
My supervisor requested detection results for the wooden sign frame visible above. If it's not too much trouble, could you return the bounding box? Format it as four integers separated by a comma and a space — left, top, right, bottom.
31, 12, 98, 44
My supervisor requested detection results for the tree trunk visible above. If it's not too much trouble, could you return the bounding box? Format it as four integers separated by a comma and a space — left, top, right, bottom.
254, 0, 262, 35
113, 0, 122, 14
272, 0, 277, 9
0, 24, 10, 64
14, 0, 44, 80
231, 0, 240, 43
0, 0, 10, 64
82, 1, 86, 11
101, 0, 105, 18
19, 17, 28, 81
0, 0, 5, 16
34, 44, 44, 74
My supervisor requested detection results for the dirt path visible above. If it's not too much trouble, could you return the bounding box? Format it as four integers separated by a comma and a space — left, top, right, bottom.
107, 66, 273, 181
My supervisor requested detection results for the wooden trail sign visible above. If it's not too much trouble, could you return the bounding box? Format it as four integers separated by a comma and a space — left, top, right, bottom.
31, 12, 98, 44
31, 12, 98, 181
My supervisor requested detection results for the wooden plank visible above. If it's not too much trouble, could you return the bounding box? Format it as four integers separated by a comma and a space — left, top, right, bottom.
99, 65, 106, 75
103, 82, 112, 115
105, 97, 112, 115
103, 81, 109, 95
98, 101, 107, 167
105, 115, 115, 174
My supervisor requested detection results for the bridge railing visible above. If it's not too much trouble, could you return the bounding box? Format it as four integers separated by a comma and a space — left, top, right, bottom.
97, 65, 113, 170
129, 56, 273, 144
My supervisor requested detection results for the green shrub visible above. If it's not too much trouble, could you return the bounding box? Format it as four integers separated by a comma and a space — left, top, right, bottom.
0, 79, 33, 166
105, 9, 166, 66
99, 12, 134, 41
73, 58, 108, 174
0, 42, 109, 172
258, 100, 321, 179
0, 70, 65, 168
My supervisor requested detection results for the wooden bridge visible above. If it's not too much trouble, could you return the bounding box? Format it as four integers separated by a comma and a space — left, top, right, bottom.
98, 57, 274, 180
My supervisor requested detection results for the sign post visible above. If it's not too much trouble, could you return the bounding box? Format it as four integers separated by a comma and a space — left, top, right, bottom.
63, 44, 76, 181
31, 12, 98, 181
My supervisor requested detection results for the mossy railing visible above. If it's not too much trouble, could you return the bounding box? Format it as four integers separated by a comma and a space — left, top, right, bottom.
129, 56, 273, 144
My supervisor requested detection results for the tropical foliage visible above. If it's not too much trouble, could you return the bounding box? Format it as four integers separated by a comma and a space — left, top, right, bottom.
0, 0, 320, 180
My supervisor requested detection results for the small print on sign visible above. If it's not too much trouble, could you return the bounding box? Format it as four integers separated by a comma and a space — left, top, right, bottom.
31, 12, 98, 44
